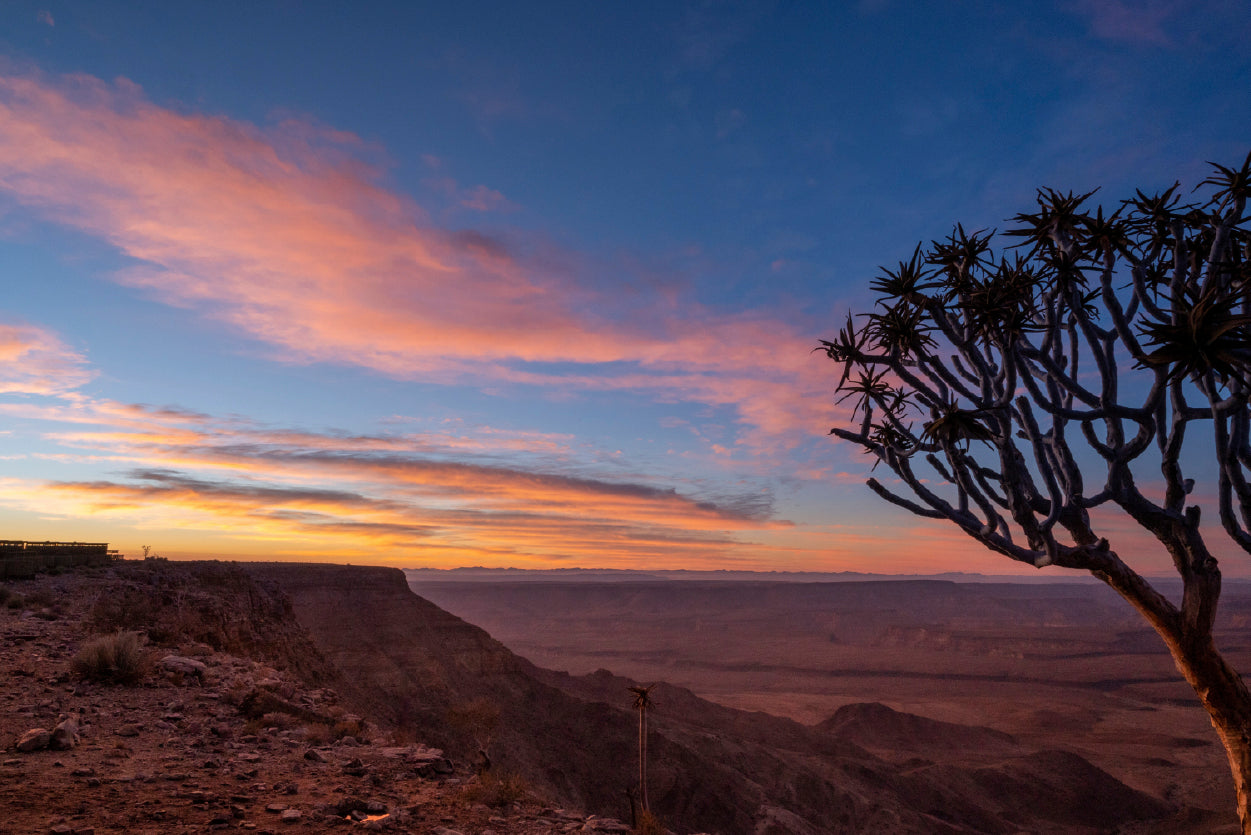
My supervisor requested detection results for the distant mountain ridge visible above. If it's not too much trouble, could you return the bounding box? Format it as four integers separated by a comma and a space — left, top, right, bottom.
403, 566, 1107, 584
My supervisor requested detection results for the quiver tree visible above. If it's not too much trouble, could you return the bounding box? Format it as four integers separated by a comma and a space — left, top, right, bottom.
629, 684, 656, 812
820, 151, 1251, 829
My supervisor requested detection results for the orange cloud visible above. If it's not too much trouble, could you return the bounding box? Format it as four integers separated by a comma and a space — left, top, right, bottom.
0, 70, 834, 450
42, 415, 783, 529
0, 468, 774, 568
0, 389, 794, 567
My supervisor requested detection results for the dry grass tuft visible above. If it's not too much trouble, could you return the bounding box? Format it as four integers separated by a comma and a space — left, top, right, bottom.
303, 723, 333, 746
635, 810, 665, 835
261, 711, 301, 730
460, 770, 532, 808
332, 716, 367, 741
71, 631, 149, 684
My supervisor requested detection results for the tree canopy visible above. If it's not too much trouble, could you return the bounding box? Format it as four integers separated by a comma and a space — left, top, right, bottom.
821, 150, 1251, 829
823, 152, 1250, 580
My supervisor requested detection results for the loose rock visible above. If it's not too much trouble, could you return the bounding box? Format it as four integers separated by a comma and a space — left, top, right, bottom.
159, 655, 207, 682
16, 728, 52, 753
49, 715, 79, 750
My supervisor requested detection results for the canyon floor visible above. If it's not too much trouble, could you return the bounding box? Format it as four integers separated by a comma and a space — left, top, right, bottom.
410, 572, 1251, 833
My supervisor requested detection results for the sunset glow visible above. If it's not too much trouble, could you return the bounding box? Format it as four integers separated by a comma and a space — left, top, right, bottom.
0, 2, 1247, 573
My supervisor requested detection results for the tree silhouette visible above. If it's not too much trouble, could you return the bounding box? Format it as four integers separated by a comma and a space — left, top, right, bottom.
628, 684, 656, 812
821, 151, 1251, 830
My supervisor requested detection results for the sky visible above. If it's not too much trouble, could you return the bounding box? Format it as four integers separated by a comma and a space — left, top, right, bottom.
0, 1, 1248, 574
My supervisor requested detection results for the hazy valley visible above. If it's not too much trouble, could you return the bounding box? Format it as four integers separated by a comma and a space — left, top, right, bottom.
411, 571, 1251, 832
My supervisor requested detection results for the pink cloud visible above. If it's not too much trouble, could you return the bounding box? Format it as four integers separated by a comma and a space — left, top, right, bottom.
0, 321, 94, 395
1066, 0, 1178, 46
0, 70, 834, 450
458, 184, 512, 212
424, 174, 516, 212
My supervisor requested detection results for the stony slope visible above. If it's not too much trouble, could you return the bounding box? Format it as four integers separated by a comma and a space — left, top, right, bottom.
0, 561, 630, 835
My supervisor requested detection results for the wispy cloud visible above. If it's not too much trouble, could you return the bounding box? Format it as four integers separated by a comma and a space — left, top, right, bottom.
421, 157, 518, 213
0, 385, 789, 566
1065, 0, 1179, 46
0, 321, 94, 395
0, 70, 831, 452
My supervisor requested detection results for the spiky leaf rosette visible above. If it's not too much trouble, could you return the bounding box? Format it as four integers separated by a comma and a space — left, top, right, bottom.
1138, 286, 1251, 383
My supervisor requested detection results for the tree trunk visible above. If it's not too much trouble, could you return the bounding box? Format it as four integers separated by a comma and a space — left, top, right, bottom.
640, 709, 649, 811
1169, 638, 1251, 833
1094, 560, 1251, 830
638, 707, 648, 812
1090, 555, 1251, 831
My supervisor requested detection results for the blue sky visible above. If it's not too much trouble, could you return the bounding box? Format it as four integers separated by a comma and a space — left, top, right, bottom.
0, 0, 1247, 573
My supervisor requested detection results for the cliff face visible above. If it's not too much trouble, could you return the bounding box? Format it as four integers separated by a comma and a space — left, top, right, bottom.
244, 563, 520, 724
242, 563, 1180, 835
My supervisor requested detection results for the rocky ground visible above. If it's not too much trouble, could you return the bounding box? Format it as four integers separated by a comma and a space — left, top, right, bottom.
0, 566, 639, 835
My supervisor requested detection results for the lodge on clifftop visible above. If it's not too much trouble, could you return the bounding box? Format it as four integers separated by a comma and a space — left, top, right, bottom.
0, 540, 117, 579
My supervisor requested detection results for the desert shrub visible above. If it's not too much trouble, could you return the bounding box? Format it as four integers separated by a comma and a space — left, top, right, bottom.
635, 810, 665, 835
89, 588, 161, 634
303, 723, 333, 746
270, 678, 297, 700
461, 770, 532, 808
387, 726, 416, 745
6, 593, 25, 609
72, 631, 149, 685
24, 587, 55, 607
222, 681, 249, 706
446, 698, 500, 750
261, 711, 300, 730
88, 585, 207, 646
333, 716, 367, 740
0, 586, 11, 604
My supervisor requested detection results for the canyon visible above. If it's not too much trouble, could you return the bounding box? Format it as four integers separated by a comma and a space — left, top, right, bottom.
2, 560, 1245, 833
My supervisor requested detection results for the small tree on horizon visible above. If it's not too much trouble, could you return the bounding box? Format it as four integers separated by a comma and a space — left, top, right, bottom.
820, 151, 1251, 830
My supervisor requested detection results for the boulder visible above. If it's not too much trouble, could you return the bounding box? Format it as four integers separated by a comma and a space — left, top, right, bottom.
15, 728, 51, 753
49, 716, 79, 751
159, 655, 207, 682
331, 797, 367, 817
